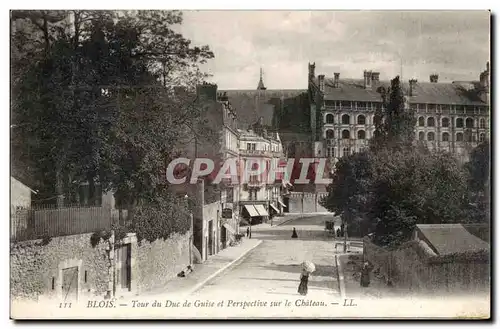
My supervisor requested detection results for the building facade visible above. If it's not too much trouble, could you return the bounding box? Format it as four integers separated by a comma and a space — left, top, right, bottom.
237, 127, 285, 226
308, 62, 491, 166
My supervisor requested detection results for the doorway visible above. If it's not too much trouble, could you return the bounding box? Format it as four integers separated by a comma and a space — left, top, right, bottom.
208, 220, 214, 256
116, 243, 132, 293
283, 197, 290, 213
221, 225, 227, 249
62, 266, 79, 302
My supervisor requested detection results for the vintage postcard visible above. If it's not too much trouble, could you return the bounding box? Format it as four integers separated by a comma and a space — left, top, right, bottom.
10, 9, 491, 319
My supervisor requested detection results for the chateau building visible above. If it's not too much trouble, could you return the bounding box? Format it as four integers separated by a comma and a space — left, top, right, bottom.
308, 62, 490, 165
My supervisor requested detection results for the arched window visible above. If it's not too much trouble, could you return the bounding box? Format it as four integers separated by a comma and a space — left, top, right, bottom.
465, 118, 474, 128
427, 132, 435, 141
479, 133, 485, 142
357, 130, 366, 139
456, 118, 464, 128
326, 129, 334, 139
343, 147, 350, 157
418, 131, 425, 141
456, 132, 464, 142
342, 130, 350, 139
442, 117, 450, 127
325, 114, 334, 124
480, 118, 486, 129
342, 114, 350, 125
442, 132, 450, 142
427, 117, 435, 127
357, 115, 366, 125
418, 116, 425, 127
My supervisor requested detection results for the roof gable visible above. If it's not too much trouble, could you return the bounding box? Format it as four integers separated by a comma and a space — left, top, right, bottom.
220, 89, 306, 128
416, 224, 489, 255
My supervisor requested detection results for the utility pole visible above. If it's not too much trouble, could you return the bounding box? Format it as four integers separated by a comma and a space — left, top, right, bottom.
343, 220, 348, 253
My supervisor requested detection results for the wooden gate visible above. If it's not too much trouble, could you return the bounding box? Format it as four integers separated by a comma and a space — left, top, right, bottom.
62, 266, 78, 302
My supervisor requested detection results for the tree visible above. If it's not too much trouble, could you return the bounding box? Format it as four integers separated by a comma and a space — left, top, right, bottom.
370, 76, 416, 151
465, 140, 491, 222
11, 10, 215, 210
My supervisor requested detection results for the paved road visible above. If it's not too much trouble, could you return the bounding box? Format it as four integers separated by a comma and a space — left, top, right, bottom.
190, 215, 343, 317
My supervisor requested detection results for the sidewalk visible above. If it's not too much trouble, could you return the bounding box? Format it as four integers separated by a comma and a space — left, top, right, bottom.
138, 238, 262, 299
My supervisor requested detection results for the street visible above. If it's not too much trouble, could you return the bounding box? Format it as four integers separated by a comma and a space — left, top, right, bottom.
191, 215, 341, 301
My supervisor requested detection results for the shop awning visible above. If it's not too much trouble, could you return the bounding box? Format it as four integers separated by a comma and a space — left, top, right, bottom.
254, 204, 269, 217
244, 205, 260, 217
269, 203, 280, 213
278, 200, 287, 208
223, 223, 236, 235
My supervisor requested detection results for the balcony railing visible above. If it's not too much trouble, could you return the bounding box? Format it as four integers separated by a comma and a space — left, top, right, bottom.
240, 149, 272, 157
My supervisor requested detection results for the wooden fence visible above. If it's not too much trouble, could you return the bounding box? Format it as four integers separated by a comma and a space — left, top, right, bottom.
363, 238, 490, 293
11, 205, 113, 242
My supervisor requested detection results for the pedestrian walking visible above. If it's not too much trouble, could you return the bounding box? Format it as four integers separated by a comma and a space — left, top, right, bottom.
291, 227, 298, 239
336, 228, 341, 238
246, 226, 250, 238
360, 261, 373, 287
298, 269, 309, 296
298, 261, 315, 296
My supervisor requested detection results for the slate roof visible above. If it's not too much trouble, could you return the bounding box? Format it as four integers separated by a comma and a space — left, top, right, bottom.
416, 224, 489, 256
219, 89, 306, 129
318, 77, 487, 106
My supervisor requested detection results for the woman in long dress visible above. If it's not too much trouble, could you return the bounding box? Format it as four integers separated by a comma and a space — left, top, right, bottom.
291, 227, 298, 239
298, 269, 309, 296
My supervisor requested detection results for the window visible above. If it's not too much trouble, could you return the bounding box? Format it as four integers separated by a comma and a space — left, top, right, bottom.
442, 132, 450, 142
325, 114, 334, 124
442, 117, 450, 127
428, 104, 436, 111
427, 132, 435, 141
427, 117, 435, 127
326, 129, 334, 139
357, 115, 366, 125
418, 116, 425, 126
343, 147, 350, 157
465, 118, 474, 128
480, 118, 486, 129
342, 130, 350, 139
465, 131, 473, 142
327, 148, 331, 157
342, 114, 350, 124
456, 132, 464, 142
357, 130, 366, 139
247, 143, 256, 150
419, 131, 425, 141
479, 133, 485, 142
456, 118, 464, 128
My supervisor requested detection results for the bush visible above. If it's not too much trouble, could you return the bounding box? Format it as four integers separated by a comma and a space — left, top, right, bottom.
133, 194, 191, 243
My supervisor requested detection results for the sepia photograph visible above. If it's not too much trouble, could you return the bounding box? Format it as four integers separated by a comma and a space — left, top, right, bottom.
9, 8, 491, 320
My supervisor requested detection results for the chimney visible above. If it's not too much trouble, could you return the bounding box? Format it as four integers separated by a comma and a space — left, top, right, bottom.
334, 73, 340, 88
371, 72, 380, 82
430, 74, 439, 83
363, 70, 372, 89
480, 62, 490, 91
409, 79, 418, 96
318, 74, 325, 92
196, 83, 218, 102
219, 91, 229, 102
308, 62, 316, 81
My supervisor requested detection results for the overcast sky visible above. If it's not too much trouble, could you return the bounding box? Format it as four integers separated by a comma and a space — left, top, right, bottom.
179, 11, 490, 90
